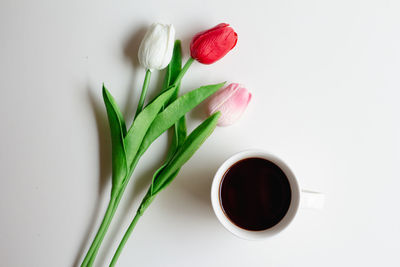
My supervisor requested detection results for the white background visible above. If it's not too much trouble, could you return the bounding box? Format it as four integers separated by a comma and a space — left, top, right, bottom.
1, 0, 399, 266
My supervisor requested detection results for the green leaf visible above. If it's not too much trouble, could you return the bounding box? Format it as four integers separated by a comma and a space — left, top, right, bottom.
169, 40, 182, 86
102, 85, 128, 194
149, 42, 185, 193
166, 115, 187, 162
150, 41, 184, 193
175, 116, 187, 147
102, 85, 127, 137
162, 40, 182, 96
165, 40, 184, 160
151, 112, 221, 195
167, 40, 183, 105
138, 82, 225, 157
124, 87, 176, 167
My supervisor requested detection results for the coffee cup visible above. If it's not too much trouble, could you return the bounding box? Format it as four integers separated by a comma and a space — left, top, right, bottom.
211, 150, 324, 240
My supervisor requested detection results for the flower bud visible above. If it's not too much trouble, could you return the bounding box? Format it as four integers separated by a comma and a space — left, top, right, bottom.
207, 83, 251, 126
138, 23, 175, 71
190, 23, 238, 64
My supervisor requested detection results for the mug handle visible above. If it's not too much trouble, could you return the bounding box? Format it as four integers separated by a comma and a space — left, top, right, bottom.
300, 190, 325, 209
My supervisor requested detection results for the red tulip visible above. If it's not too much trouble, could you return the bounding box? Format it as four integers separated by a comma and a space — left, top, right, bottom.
190, 23, 238, 64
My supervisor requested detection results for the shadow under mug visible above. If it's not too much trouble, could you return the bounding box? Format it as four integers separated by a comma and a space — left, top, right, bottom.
211, 150, 324, 240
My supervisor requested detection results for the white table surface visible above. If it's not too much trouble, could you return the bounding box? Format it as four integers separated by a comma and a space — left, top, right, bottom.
1, 0, 399, 266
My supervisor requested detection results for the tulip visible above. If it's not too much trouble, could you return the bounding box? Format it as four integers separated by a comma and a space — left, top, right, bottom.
135, 23, 175, 118
168, 23, 237, 93
190, 23, 238, 64
207, 83, 251, 126
138, 23, 175, 71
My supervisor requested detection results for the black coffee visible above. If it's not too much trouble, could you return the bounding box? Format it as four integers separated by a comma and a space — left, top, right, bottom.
219, 157, 291, 231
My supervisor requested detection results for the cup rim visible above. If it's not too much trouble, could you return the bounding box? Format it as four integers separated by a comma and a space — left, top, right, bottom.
210, 149, 300, 240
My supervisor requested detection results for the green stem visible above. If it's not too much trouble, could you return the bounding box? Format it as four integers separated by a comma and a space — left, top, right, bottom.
110, 194, 154, 266
85, 156, 141, 266
83, 58, 194, 266
86, 197, 118, 266
106, 59, 194, 266
81, 196, 116, 267
109, 212, 141, 267
173, 57, 194, 86
134, 69, 152, 118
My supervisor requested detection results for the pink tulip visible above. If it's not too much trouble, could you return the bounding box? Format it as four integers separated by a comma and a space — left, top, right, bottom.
207, 83, 251, 126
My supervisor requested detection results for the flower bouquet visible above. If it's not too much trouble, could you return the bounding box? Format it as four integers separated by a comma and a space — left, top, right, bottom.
80, 22, 251, 267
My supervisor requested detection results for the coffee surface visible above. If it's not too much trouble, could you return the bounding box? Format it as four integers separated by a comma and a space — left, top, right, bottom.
219, 157, 292, 231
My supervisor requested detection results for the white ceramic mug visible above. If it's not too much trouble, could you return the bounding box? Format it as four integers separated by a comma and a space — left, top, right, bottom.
211, 150, 324, 240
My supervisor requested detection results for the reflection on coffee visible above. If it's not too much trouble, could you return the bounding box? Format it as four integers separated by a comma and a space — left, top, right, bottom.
219, 158, 291, 231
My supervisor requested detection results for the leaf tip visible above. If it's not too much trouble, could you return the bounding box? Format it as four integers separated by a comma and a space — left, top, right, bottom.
214, 110, 222, 118
216, 81, 227, 89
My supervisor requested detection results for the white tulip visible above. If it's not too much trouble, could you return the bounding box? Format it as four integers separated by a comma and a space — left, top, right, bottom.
138, 23, 175, 71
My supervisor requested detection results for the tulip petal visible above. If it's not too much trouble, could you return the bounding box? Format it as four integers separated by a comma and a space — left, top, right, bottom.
138, 23, 175, 71
190, 23, 238, 64
191, 23, 229, 45
207, 83, 251, 126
